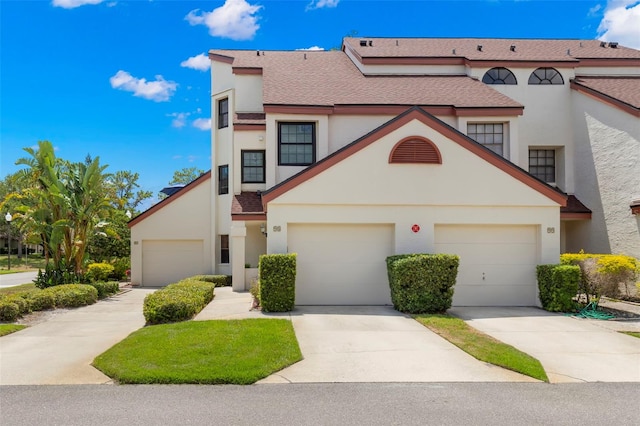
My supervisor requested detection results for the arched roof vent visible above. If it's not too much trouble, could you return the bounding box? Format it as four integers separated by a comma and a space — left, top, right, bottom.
389, 137, 442, 164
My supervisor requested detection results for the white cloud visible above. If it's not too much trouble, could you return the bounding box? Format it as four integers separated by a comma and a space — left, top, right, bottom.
185, 0, 262, 41
597, 0, 640, 49
109, 70, 177, 102
172, 155, 182, 160
192, 118, 212, 131
589, 3, 603, 16
52, 0, 103, 8
180, 53, 211, 71
306, 0, 339, 11
167, 112, 190, 128
296, 46, 325, 51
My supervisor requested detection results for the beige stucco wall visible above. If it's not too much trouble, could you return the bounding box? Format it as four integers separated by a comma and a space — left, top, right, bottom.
469, 66, 576, 193
569, 92, 640, 258
266, 118, 561, 265
235, 75, 263, 112
130, 179, 213, 285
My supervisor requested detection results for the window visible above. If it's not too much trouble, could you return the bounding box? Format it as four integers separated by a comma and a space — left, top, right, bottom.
529, 149, 556, 183
218, 98, 229, 129
528, 68, 564, 85
278, 122, 315, 166
482, 67, 517, 85
241, 150, 265, 183
218, 165, 228, 194
220, 235, 229, 264
467, 123, 504, 156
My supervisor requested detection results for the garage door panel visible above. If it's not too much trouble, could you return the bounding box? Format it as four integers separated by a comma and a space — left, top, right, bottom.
438, 244, 536, 265
289, 224, 393, 305
142, 240, 204, 287
435, 225, 539, 306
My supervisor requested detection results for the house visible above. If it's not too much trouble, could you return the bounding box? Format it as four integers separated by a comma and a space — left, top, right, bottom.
129, 37, 640, 306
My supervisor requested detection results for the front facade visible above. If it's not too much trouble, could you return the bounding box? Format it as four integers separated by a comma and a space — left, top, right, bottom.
130, 37, 640, 306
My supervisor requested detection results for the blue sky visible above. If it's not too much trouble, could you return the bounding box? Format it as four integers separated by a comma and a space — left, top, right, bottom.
1, 0, 639, 209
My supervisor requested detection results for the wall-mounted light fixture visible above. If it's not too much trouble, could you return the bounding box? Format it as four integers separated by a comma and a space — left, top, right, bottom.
260, 223, 267, 237
631, 200, 640, 215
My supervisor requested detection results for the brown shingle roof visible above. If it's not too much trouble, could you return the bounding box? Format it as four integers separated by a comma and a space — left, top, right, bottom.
561, 195, 592, 214
234, 112, 266, 125
572, 77, 640, 109
210, 49, 522, 109
232, 192, 264, 214
344, 37, 640, 62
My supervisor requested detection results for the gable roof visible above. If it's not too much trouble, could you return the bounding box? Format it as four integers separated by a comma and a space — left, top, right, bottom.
262, 107, 567, 209
209, 49, 523, 114
343, 37, 640, 65
128, 171, 211, 228
571, 77, 640, 117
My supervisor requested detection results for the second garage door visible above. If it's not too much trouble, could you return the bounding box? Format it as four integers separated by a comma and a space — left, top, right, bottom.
288, 224, 394, 305
434, 225, 539, 306
142, 240, 204, 287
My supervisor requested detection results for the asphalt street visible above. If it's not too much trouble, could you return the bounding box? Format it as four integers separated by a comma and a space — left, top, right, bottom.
0, 271, 37, 288
1, 383, 638, 425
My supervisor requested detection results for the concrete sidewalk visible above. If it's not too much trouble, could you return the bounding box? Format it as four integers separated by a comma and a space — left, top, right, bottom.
449, 307, 640, 383
0, 288, 154, 385
197, 288, 536, 383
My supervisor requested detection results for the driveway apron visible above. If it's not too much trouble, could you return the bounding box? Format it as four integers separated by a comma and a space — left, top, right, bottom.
259, 306, 536, 383
449, 307, 640, 383
0, 289, 154, 385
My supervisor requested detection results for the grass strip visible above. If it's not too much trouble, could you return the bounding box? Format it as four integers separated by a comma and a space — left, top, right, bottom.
0, 284, 37, 295
0, 324, 27, 336
414, 314, 549, 382
621, 331, 640, 339
93, 319, 302, 384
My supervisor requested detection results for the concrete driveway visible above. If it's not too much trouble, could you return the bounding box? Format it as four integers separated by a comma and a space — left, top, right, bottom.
449, 307, 640, 383
197, 288, 536, 383
0, 288, 154, 385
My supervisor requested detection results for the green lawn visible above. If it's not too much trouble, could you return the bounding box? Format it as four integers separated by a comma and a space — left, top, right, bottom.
414, 314, 549, 382
0, 284, 37, 295
0, 254, 46, 272
0, 324, 27, 336
621, 331, 640, 339
93, 319, 302, 384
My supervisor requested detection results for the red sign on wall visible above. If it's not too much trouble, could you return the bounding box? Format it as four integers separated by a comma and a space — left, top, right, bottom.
411, 224, 420, 233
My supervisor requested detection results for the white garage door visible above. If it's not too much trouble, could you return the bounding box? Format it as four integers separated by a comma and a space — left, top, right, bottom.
434, 225, 539, 306
142, 240, 204, 287
288, 224, 394, 305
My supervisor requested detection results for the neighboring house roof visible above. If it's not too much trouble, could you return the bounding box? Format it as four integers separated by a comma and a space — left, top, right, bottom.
210, 49, 523, 114
343, 37, 640, 65
128, 171, 211, 228
561, 194, 592, 220
571, 77, 640, 117
262, 107, 567, 209
232, 192, 266, 221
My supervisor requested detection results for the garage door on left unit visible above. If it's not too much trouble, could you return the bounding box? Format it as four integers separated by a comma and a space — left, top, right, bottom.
288, 224, 394, 305
142, 240, 204, 287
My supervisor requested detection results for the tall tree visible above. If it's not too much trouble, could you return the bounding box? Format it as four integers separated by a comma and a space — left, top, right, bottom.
169, 167, 205, 185
106, 170, 152, 213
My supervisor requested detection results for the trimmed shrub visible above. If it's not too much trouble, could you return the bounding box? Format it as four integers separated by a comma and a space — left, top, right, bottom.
87, 263, 115, 283
26, 291, 55, 311
42, 284, 98, 308
0, 301, 20, 322
536, 264, 580, 312
386, 254, 459, 314
259, 254, 296, 313
190, 275, 230, 287
89, 281, 120, 299
143, 278, 215, 324
3, 295, 31, 315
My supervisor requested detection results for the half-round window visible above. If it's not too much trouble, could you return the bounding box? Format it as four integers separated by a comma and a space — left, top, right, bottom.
482, 67, 517, 85
389, 137, 442, 164
528, 68, 564, 85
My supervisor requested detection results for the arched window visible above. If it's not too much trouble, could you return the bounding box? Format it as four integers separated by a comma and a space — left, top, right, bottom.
389, 137, 442, 164
528, 68, 564, 85
482, 67, 517, 85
